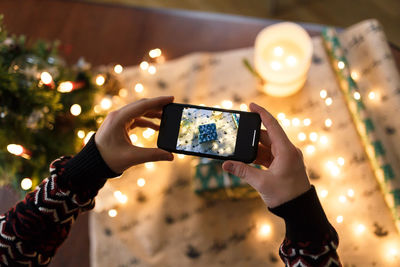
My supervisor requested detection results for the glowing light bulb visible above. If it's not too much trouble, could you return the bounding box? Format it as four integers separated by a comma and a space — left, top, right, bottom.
114, 191, 128, 204
320, 89, 327, 99
355, 224, 366, 234
95, 74, 105, 86
298, 132, 306, 141
337, 157, 345, 166
240, 103, 248, 111
114, 64, 123, 74
320, 189, 328, 198
221, 100, 233, 109
309, 132, 318, 142
70, 104, 82, 116
149, 48, 162, 58
336, 215, 343, 223
351, 71, 359, 80
77, 130, 85, 139
58, 81, 74, 93
140, 61, 149, 70
143, 128, 155, 139
40, 71, 53, 85
108, 209, 117, 217
368, 91, 376, 100
145, 162, 154, 170
339, 195, 347, 203
84, 131, 95, 145
7, 144, 24, 156
135, 83, 144, 93
319, 135, 329, 145
347, 189, 355, 197
96, 117, 103, 124
130, 134, 138, 144
148, 65, 156, 75
305, 145, 315, 155
273, 46, 284, 56
292, 118, 300, 127
325, 97, 333, 106
119, 88, 128, 98
281, 119, 291, 127
286, 55, 297, 67
337, 61, 345, 70
137, 178, 146, 187
277, 113, 286, 120
100, 97, 112, 110
325, 118, 333, 128
303, 118, 311, 126
270, 61, 282, 71
353, 92, 361, 100
21, 178, 33, 190
259, 224, 271, 237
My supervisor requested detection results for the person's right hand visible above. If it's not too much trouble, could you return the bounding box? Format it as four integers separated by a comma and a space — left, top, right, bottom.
222, 103, 311, 208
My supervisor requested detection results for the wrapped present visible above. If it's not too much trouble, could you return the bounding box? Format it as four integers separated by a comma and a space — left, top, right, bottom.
198, 123, 218, 143
193, 158, 259, 199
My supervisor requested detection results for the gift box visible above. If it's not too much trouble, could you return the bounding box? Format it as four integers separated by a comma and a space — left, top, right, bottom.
198, 123, 218, 143
193, 158, 259, 199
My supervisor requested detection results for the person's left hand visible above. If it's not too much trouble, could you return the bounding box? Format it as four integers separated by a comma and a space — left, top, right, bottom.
95, 96, 174, 173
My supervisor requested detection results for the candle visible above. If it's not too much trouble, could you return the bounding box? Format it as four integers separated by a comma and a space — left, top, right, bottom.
254, 22, 313, 97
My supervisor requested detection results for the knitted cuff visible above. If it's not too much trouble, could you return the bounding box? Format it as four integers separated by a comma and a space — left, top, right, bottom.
269, 185, 335, 244
57, 134, 121, 193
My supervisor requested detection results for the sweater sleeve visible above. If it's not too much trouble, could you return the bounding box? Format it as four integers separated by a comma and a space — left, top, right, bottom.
0, 135, 120, 266
269, 185, 342, 267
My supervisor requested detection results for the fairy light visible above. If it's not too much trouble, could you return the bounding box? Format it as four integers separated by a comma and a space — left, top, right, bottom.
221, 100, 233, 109
70, 104, 82, 116
135, 83, 144, 93
40, 71, 53, 85
336, 215, 344, 223
20, 178, 33, 190
58, 81, 74, 93
319, 135, 329, 145
83, 131, 95, 145
258, 223, 272, 237
273, 46, 284, 56
140, 61, 149, 70
347, 189, 355, 197
96, 117, 103, 124
143, 128, 156, 139
277, 113, 285, 120
129, 134, 138, 144
113, 191, 128, 204
305, 145, 315, 155
93, 105, 101, 114
100, 97, 112, 110
337, 157, 345, 166
319, 189, 328, 198
353, 92, 361, 100
292, 118, 300, 127
137, 177, 146, 187
77, 130, 85, 139
148, 65, 156, 75
309, 132, 318, 142
298, 132, 306, 141
145, 162, 154, 170
95, 74, 105, 86
114, 64, 123, 74
325, 118, 333, 128
325, 97, 333, 106
282, 119, 291, 127
355, 224, 366, 234
351, 71, 359, 80
320, 89, 327, 99
337, 61, 345, 70
119, 88, 128, 98
177, 154, 185, 159
108, 209, 117, 217
303, 118, 311, 126
149, 48, 162, 58
240, 103, 248, 111
339, 195, 347, 203
7, 144, 24, 156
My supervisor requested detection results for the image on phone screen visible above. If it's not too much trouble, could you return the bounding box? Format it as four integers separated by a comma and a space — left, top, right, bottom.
176, 107, 240, 156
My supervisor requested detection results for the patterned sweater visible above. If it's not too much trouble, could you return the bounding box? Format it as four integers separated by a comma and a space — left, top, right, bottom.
0, 136, 342, 266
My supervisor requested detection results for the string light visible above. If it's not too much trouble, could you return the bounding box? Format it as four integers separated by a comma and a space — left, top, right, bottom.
137, 178, 146, 187
84, 131, 95, 145
93, 105, 101, 114
96, 117, 103, 124
221, 100, 233, 109
337, 157, 345, 166
319, 135, 329, 145
320, 89, 328, 99
347, 189, 355, 197
277, 113, 285, 120
240, 103, 248, 111
70, 104, 82, 116
145, 162, 154, 170
130, 134, 138, 144
77, 130, 85, 139
258, 223, 272, 237
336, 215, 344, 223
113, 191, 128, 204
337, 61, 345, 70
135, 83, 144, 93
140, 61, 149, 70
339, 195, 347, 203
149, 48, 162, 58
282, 119, 291, 127
351, 71, 359, 80
326, 161, 340, 177
309, 132, 318, 142
303, 118, 311, 126
20, 178, 33, 190
305, 145, 315, 155
119, 88, 128, 98
298, 132, 307, 141
325, 118, 333, 128
142, 128, 155, 139
319, 189, 328, 198
100, 97, 112, 110
114, 64, 123, 74
273, 46, 284, 56
95, 74, 105, 86
353, 92, 361, 100
148, 66, 156, 75
292, 118, 300, 127
58, 81, 74, 93
40, 71, 53, 85
355, 224, 366, 235
7, 144, 24, 156
108, 209, 117, 217
325, 97, 333, 106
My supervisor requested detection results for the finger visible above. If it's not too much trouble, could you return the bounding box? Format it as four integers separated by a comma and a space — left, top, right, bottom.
130, 118, 160, 130
144, 110, 162, 119
222, 161, 264, 189
259, 129, 271, 147
119, 96, 174, 122
253, 144, 273, 167
130, 147, 174, 164
250, 103, 291, 150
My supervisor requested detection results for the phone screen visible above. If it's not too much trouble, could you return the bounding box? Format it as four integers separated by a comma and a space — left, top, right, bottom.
176, 107, 240, 156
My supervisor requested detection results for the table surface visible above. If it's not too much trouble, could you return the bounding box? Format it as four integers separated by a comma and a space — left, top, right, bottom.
0, 0, 399, 266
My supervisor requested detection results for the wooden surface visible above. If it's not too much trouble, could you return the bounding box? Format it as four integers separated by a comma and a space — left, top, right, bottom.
0, 0, 399, 266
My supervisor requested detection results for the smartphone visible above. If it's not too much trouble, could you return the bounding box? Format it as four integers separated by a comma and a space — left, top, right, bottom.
157, 103, 261, 163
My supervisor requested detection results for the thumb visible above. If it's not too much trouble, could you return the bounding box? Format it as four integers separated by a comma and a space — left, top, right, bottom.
222, 161, 263, 188
131, 147, 174, 165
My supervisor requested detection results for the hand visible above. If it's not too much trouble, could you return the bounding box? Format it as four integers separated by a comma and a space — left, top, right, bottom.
95, 96, 174, 173
222, 103, 311, 208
